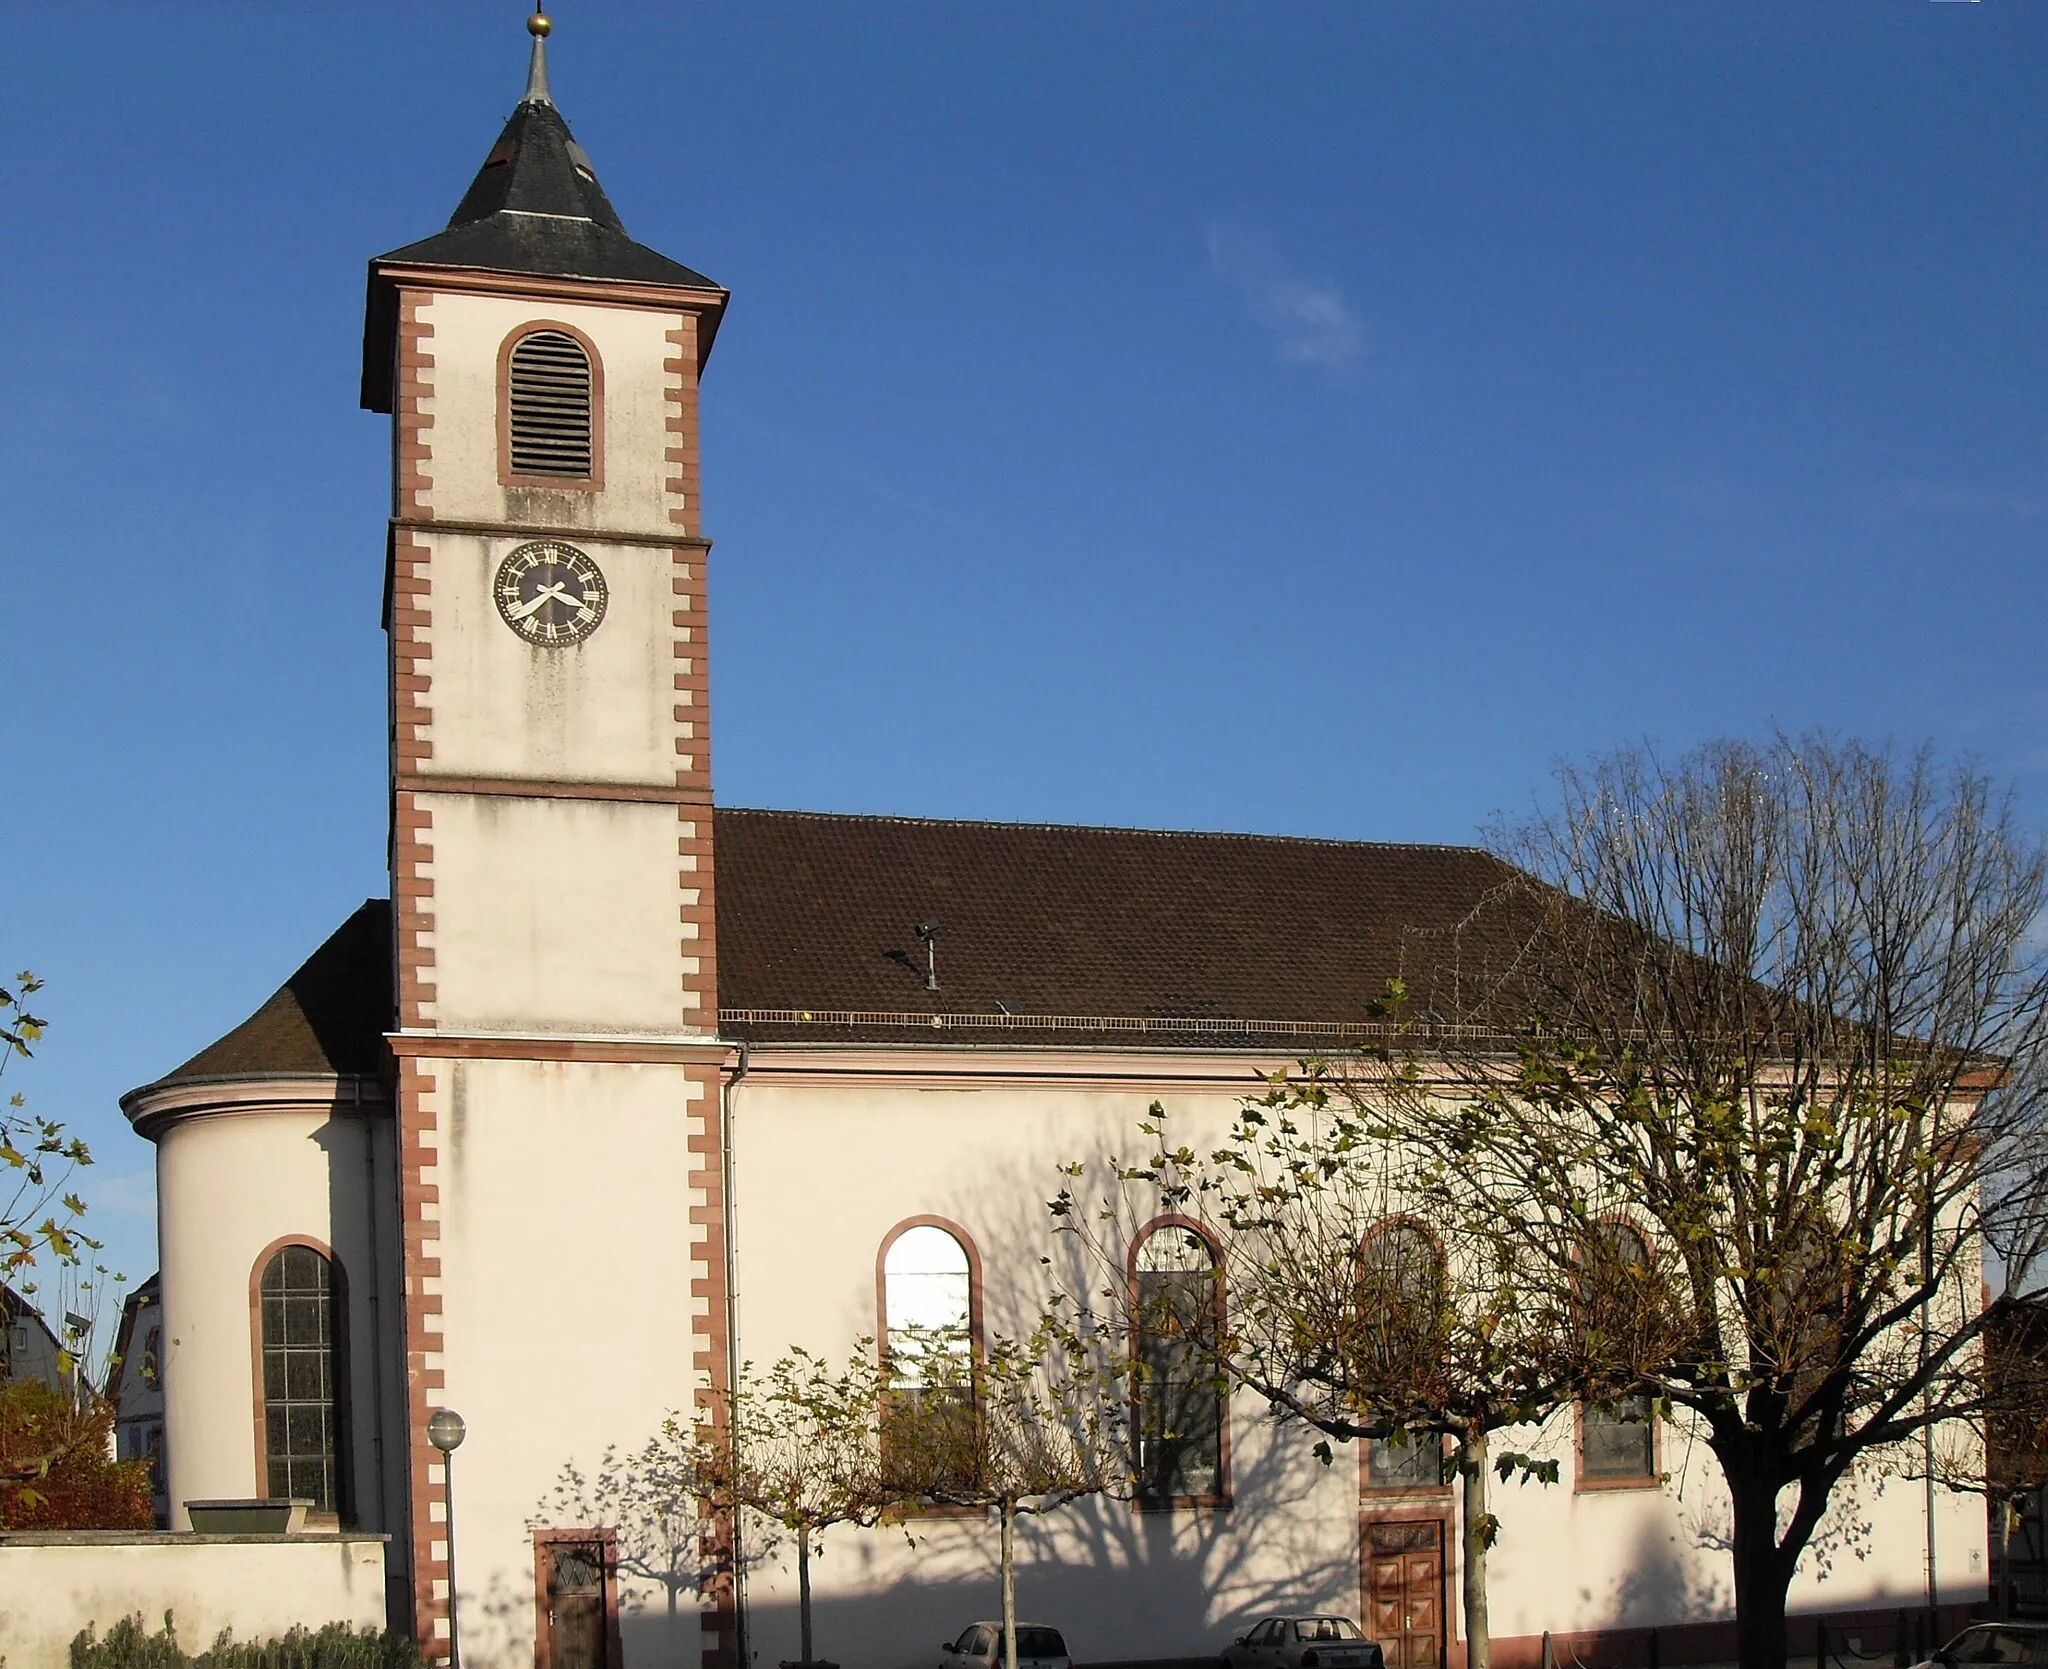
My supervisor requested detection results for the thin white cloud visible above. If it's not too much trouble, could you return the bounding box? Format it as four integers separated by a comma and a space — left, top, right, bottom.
1206, 222, 1366, 372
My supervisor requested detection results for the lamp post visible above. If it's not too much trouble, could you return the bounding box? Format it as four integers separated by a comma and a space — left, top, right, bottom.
426, 1408, 468, 1669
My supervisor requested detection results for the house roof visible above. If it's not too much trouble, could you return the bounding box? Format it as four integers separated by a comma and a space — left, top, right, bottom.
132, 812, 1531, 1098
360, 22, 725, 412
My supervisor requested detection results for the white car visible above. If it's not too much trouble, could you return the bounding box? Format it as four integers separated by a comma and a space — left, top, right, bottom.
1224, 1617, 1384, 1669
1910, 1625, 2048, 1668
940, 1623, 1073, 1669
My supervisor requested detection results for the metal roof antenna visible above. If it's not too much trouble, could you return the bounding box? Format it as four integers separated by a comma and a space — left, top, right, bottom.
915, 921, 942, 992
524, 5, 555, 107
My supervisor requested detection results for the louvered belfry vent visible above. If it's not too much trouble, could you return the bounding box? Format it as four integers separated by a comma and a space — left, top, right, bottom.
508, 330, 594, 478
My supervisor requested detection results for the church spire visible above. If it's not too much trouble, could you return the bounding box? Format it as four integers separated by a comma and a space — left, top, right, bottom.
361, 2, 728, 413
524, 7, 553, 107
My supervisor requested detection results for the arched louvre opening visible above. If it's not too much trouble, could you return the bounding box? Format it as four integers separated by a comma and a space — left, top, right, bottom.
258, 1244, 347, 1514
508, 329, 595, 478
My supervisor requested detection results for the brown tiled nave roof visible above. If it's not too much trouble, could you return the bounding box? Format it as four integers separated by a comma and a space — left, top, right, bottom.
137, 810, 1527, 1088
715, 809, 1521, 1046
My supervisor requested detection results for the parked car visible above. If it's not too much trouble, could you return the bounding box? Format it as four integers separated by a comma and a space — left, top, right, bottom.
1224, 1617, 1384, 1669
1911, 1625, 2048, 1668
940, 1623, 1073, 1669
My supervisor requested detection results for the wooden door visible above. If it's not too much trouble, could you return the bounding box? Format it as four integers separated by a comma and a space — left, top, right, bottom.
537, 1536, 613, 1669
1364, 1518, 1445, 1669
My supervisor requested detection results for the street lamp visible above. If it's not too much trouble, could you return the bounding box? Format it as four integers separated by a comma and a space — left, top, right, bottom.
426, 1409, 468, 1669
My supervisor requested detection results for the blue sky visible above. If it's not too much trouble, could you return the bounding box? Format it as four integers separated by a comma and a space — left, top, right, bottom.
7, 3, 2046, 1305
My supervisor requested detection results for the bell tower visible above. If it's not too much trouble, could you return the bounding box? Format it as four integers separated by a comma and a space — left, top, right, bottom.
361, 14, 733, 1664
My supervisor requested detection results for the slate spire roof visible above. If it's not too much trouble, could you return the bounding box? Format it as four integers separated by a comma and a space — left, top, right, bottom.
362, 12, 725, 410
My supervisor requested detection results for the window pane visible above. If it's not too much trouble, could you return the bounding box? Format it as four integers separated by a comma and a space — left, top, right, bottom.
884, 1225, 972, 1387
259, 1246, 342, 1513
1134, 1229, 1223, 1500
1581, 1395, 1656, 1479
1369, 1431, 1441, 1490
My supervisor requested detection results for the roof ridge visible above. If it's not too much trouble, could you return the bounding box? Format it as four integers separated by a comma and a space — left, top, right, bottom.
716, 804, 1491, 857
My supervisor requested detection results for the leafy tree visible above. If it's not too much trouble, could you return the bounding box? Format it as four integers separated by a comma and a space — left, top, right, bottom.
1379, 736, 2048, 1669
685, 1344, 901, 1668
1052, 1086, 1669, 1669
0, 1378, 151, 1528
880, 1319, 1129, 1669
0, 971, 101, 1355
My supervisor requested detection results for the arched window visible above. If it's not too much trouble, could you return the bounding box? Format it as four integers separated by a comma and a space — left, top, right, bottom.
1132, 1221, 1225, 1505
256, 1242, 347, 1514
881, 1222, 975, 1387
1577, 1222, 1657, 1487
1357, 1221, 1448, 1491
878, 1220, 978, 1494
504, 327, 597, 481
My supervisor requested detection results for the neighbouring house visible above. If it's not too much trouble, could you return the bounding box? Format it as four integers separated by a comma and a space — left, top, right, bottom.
106, 1274, 167, 1526
1989, 1296, 2048, 1618
2, 1286, 74, 1398
114, 16, 1993, 1669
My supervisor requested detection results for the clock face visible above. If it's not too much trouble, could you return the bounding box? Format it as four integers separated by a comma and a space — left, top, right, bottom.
492, 541, 609, 646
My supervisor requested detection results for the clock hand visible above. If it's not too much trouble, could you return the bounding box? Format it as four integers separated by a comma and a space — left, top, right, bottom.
509, 582, 579, 621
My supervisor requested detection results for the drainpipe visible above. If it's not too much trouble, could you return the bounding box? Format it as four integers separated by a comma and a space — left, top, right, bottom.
356, 1074, 389, 1529
720, 1043, 751, 1668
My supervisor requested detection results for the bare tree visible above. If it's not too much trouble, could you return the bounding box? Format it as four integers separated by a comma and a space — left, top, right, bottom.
1052, 1084, 1671, 1669
1381, 736, 2048, 1669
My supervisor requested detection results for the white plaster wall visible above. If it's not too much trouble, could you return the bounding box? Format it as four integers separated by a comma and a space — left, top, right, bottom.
729, 1075, 1364, 1669
155, 1099, 406, 1547
426, 1056, 708, 1669
1471, 1405, 1987, 1639
407, 531, 680, 788
0, 1534, 386, 1669
421, 793, 689, 1036
413, 293, 685, 536
726, 1065, 1990, 1669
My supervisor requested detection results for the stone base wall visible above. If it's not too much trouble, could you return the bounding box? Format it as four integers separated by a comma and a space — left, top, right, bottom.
0, 1532, 387, 1669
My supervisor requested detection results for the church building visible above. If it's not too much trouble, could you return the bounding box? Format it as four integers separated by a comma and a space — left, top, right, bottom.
119, 18, 1985, 1669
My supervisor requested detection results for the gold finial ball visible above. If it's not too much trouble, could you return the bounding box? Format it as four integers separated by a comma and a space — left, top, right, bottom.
528, 11, 553, 37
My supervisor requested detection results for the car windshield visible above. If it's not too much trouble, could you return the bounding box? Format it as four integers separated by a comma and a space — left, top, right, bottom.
1944, 1630, 2048, 1665
998, 1630, 1067, 1659
1293, 1621, 1365, 1642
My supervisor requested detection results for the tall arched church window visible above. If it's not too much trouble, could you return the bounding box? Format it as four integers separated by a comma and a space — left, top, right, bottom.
1577, 1222, 1658, 1487
1357, 1221, 1448, 1491
1132, 1222, 1225, 1505
881, 1222, 975, 1389
879, 1221, 978, 1491
504, 327, 597, 481
257, 1243, 348, 1514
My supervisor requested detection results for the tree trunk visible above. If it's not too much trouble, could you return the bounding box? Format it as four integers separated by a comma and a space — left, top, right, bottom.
1459, 1431, 1492, 1669
1729, 1472, 1792, 1669
1002, 1499, 1019, 1669
798, 1522, 814, 1664
1992, 1495, 2011, 1621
